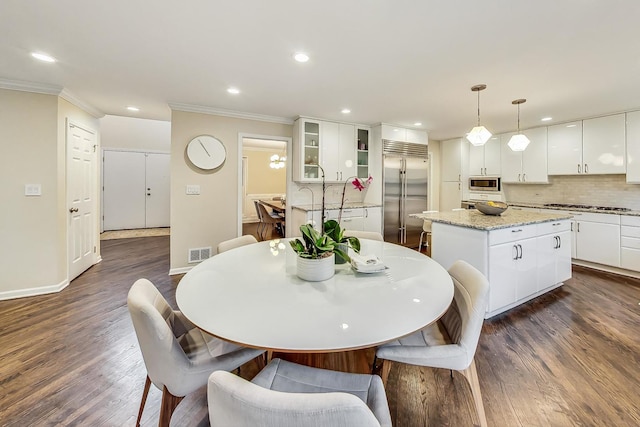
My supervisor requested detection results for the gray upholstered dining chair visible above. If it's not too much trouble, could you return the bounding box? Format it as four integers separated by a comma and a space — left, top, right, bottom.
257, 201, 285, 239
375, 260, 490, 427
208, 358, 392, 427
127, 278, 265, 427
344, 230, 384, 242
217, 234, 258, 254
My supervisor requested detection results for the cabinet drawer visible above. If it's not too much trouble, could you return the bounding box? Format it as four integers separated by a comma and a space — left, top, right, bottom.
326, 208, 363, 219
621, 215, 640, 227
621, 225, 640, 238
489, 224, 537, 246
621, 236, 640, 249
566, 211, 620, 224
621, 247, 640, 271
537, 220, 571, 235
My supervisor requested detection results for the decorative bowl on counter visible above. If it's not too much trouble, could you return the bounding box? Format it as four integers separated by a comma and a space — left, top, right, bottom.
475, 201, 509, 215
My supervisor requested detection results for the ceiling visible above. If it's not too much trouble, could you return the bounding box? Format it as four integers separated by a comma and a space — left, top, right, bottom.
2, 1, 640, 141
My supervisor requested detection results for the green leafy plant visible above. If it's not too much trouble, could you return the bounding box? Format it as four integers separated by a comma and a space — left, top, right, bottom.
289, 220, 360, 261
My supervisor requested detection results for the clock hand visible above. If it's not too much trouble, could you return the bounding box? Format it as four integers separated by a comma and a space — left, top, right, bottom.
198, 139, 211, 157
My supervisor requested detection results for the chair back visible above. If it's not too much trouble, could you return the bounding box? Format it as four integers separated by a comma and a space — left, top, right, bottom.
217, 235, 258, 254
257, 202, 282, 224
208, 371, 382, 427
253, 200, 264, 221
127, 279, 194, 396
438, 260, 490, 369
344, 230, 384, 242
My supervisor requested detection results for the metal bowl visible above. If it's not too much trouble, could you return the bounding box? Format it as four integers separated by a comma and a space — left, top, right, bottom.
475, 201, 508, 215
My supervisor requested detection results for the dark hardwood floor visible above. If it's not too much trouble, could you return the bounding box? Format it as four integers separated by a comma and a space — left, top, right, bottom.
0, 235, 638, 426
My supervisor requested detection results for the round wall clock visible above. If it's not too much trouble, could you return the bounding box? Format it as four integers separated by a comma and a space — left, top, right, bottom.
186, 135, 226, 170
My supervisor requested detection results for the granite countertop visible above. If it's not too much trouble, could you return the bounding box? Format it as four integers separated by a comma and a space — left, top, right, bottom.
292, 202, 382, 212
508, 202, 640, 217
409, 209, 573, 231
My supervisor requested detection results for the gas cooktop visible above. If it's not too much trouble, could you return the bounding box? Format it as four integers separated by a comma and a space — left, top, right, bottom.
543, 203, 631, 212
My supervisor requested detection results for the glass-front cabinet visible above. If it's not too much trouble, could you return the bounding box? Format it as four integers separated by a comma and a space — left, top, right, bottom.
293, 118, 322, 182
357, 127, 369, 179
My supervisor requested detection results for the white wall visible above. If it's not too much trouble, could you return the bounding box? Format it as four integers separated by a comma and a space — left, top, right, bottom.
169, 109, 292, 273
0, 89, 99, 299
100, 115, 170, 152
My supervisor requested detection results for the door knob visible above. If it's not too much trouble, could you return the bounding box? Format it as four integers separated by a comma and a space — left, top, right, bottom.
69, 207, 78, 213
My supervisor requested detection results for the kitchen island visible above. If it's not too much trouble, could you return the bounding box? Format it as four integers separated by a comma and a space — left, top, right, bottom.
411, 209, 573, 318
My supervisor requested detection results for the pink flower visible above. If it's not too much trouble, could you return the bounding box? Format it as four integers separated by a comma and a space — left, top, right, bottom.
352, 178, 365, 191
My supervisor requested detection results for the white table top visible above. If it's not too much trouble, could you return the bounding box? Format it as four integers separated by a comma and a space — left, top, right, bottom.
176, 239, 454, 353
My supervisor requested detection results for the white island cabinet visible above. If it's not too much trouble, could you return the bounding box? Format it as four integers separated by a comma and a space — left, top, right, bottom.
421, 209, 572, 318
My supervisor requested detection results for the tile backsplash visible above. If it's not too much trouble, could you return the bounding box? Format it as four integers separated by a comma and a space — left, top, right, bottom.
503, 174, 640, 210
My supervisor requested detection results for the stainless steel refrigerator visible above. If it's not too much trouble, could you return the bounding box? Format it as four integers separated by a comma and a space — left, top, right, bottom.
383, 141, 429, 248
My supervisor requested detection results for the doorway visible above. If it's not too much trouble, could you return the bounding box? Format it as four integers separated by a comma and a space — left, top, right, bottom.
102, 150, 170, 231
238, 134, 291, 239
67, 121, 98, 281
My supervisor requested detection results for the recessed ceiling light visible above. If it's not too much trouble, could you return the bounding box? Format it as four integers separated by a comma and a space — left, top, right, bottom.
126, 106, 140, 112
541, 117, 553, 122
341, 108, 351, 114
566, 124, 577, 128
31, 52, 56, 63
294, 52, 309, 63
414, 122, 422, 126
227, 87, 240, 94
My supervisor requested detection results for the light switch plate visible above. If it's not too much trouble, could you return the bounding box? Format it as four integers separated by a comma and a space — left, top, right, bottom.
186, 185, 200, 195
25, 184, 42, 196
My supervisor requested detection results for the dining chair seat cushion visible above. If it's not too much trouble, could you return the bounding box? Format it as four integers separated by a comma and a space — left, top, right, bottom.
208, 358, 391, 427
251, 358, 391, 426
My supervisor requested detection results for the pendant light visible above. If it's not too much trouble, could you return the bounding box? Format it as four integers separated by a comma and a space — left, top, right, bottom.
466, 84, 492, 146
507, 99, 530, 152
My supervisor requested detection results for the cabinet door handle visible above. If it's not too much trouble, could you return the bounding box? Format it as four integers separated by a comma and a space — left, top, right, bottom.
458, 174, 461, 182
558, 236, 561, 248
584, 164, 588, 173
511, 229, 523, 233
513, 244, 519, 260
458, 182, 461, 190
570, 222, 573, 231
517, 244, 523, 259
552, 222, 560, 226
577, 223, 580, 232
553, 236, 559, 249
523, 173, 526, 182
578, 164, 581, 173
518, 173, 521, 182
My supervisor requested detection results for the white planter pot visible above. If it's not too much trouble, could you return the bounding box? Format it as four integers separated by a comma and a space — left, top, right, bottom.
296, 253, 335, 281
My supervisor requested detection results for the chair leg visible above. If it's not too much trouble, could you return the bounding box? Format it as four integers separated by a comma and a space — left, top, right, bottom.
380, 359, 392, 387
158, 386, 184, 427
461, 359, 488, 427
136, 376, 152, 427
418, 231, 425, 252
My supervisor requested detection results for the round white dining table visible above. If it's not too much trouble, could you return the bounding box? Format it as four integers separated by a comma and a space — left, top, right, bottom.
176, 238, 454, 353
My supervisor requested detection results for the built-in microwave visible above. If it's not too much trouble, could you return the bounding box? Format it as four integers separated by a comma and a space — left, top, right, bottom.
469, 176, 501, 192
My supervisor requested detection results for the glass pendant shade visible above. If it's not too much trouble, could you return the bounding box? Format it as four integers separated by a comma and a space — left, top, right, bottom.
467, 84, 491, 146
507, 133, 530, 152
269, 154, 286, 169
466, 126, 492, 146
508, 98, 529, 152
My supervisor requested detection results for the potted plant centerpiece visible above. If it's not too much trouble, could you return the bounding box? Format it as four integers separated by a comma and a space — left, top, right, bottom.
289, 167, 371, 280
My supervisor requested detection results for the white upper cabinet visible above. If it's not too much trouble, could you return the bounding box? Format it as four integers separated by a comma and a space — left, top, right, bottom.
468, 136, 501, 176
322, 122, 356, 182
582, 113, 626, 174
441, 138, 464, 182
626, 111, 640, 183
381, 124, 427, 145
500, 128, 548, 183
293, 118, 358, 183
547, 121, 583, 175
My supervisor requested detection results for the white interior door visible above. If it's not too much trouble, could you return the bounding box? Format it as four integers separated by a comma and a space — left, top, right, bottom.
103, 151, 146, 230
145, 153, 170, 228
68, 122, 97, 281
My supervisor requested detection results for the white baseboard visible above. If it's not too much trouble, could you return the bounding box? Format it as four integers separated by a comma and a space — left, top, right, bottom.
0, 279, 69, 301
169, 266, 193, 276
572, 260, 640, 279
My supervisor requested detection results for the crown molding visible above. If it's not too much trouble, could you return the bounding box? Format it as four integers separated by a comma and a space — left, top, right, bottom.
0, 78, 62, 95
169, 102, 294, 125
60, 89, 104, 118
